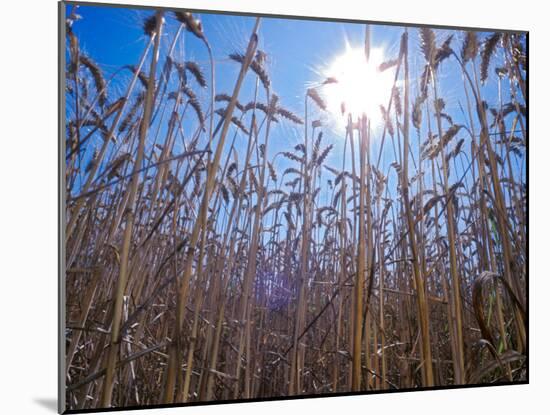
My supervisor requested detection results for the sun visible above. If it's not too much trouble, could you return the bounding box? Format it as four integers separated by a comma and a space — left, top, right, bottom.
322, 46, 394, 128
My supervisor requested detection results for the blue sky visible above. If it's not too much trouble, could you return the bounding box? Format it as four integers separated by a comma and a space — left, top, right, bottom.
66, 3, 525, 223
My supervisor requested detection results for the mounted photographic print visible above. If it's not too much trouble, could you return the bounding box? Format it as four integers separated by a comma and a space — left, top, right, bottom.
59, 1, 528, 413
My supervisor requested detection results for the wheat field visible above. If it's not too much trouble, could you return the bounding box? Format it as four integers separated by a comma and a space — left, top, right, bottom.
63, 3, 527, 411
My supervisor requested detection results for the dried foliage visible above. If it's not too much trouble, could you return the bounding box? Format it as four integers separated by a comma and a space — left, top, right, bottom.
64, 11, 527, 412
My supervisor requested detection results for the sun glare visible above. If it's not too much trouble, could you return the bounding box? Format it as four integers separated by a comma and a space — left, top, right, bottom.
322, 46, 394, 128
